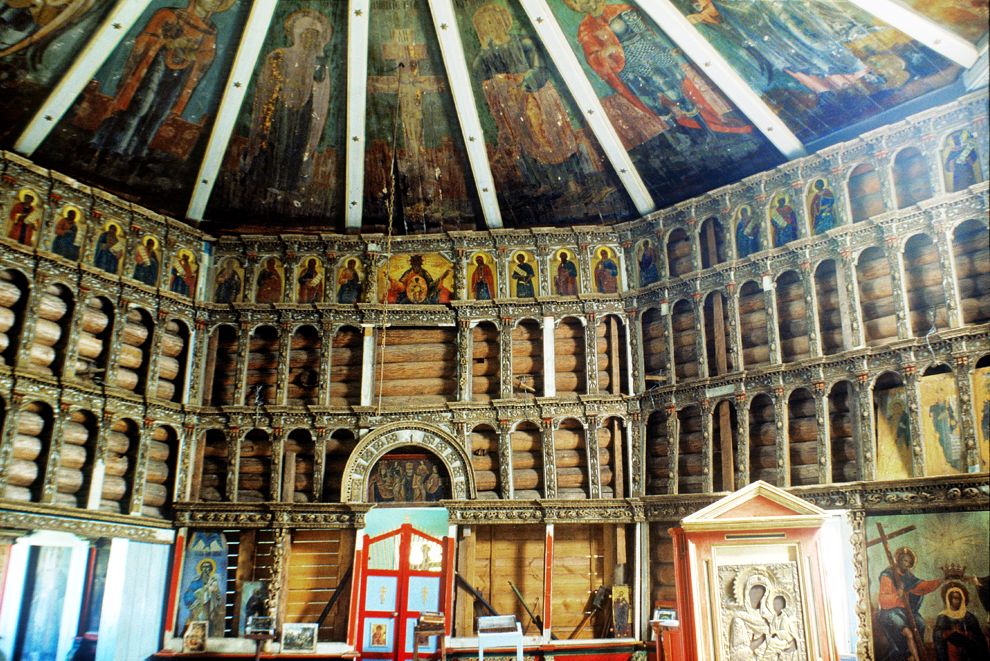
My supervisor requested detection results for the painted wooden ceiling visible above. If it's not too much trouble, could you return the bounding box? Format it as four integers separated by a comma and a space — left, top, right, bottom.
1, 0, 986, 234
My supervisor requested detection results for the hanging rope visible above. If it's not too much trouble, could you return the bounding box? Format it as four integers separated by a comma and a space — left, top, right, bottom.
376, 65, 403, 415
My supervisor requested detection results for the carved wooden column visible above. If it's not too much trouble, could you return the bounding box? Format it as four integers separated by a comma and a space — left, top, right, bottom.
270, 424, 285, 502
323, 251, 339, 303
691, 289, 708, 379
839, 246, 866, 348
319, 321, 335, 407
243, 253, 261, 304
454, 249, 467, 301
577, 243, 593, 293
626, 308, 644, 395
312, 425, 328, 501
628, 411, 644, 497
13, 271, 47, 370
189, 316, 210, 405
541, 417, 557, 499
85, 408, 113, 509
497, 419, 514, 500
127, 416, 154, 514
902, 364, 926, 477
661, 295, 675, 385
536, 246, 551, 297
621, 239, 636, 290
225, 426, 241, 502
667, 404, 680, 494
235, 321, 252, 406
856, 374, 877, 481
827, 164, 851, 229
144, 308, 168, 400
882, 230, 910, 340
62, 284, 90, 381
104, 295, 130, 393
584, 314, 600, 395
773, 385, 788, 487
800, 258, 823, 357
735, 392, 750, 488
38, 401, 71, 505
952, 355, 980, 470
790, 179, 810, 241
586, 416, 602, 498
872, 148, 897, 212
934, 218, 963, 328
275, 322, 293, 406
283, 251, 302, 304
266, 527, 290, 626
846, 510, 874, 661
699, 398, 714, 493
813, 381, 831, 484
763, 270, 783, 365
457, 318, 471, 402
175, 422, 197, 502
499, 317, 514, 399
724, 279, 742, 373
496, 247, 510, 299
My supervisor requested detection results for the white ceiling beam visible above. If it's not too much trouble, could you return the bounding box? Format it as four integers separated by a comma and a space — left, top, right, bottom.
426, 0, 503, 229
517, 0, 655, 217
847, 0, 979, 68
14, 0, 155, 155
187, 0, 279, 221
636, 0, 805, 160
344, 0, 372, 230
963, 44, 988, 90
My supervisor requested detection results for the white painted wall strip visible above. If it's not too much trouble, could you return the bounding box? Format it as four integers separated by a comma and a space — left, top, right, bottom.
517, 0, 656, 217
15, 0, 156, 155
637, 0, 806, 160
848, 0, 980, 68
426, 0, 503, 228
187, 0, 280, 221
345, 0, 372, 230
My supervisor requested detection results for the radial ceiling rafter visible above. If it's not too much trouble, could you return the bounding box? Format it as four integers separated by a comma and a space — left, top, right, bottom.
344, 0, 372, 231
426, 0, 503, 229
635, 0, 806, 160
847, 0, 980, 69
14, 0, 155, 156
187, 0, 280, 222
517, 0, 656, 217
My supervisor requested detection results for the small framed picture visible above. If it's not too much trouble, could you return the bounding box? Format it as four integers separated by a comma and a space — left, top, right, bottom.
246, 615, 274, 635
281, 622, 318, 654
183, 620, 207, 653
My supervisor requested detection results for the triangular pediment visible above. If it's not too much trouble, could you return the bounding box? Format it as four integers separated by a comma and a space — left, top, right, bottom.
681, 481, 827, 532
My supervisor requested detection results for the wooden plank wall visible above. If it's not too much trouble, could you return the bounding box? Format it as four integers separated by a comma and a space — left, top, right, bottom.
470, 525, 545, 635
285, 529, 354, 642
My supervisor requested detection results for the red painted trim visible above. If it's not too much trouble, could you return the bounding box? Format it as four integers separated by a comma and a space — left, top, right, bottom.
543, 526, 553, 636
442, 535, 455, 637
670, 527, 693, 661
163, 530, 186, 637
76, 547, 98, 635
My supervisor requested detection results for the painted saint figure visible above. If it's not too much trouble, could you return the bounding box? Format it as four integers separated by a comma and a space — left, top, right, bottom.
385, 255, 451, 305
91, 0, 236, 164
7, 190, 40, 246
770, 195, 798, 247
564, 0, 750, 144
470, 254, 495, 300
877, 546, 944, 661
594, 249, 619, 293
93, 223, 124, 274
246, 10, 333, 192
51, 208, 81, 260
182, 558, 224, 635
511, 253, 535, 297
554, 251, 578, 296
336, 259, 361, 304
929, 400, 962, 471
255, 257, 283, 303
214, 258, 242, 303
638, 241, 659, 286
170, 251, 198, 296
944, 130, 982, 192
809, 179, 836, 235
132, 236, 160, 286
471, 1, 584, 188
296, 257, 323, 303
735, 206, 760, 258
933, 582, 988, 660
